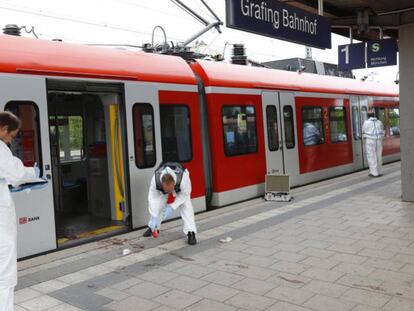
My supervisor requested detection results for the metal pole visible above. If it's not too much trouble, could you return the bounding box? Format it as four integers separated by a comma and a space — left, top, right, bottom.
318, 0, 324, 16
349, 27, 353, 44
379, 27, 383, 39
305, 0, 323, 60
181, 21, 223, 47
171, 0, 209, 26
200, 0, 222, 25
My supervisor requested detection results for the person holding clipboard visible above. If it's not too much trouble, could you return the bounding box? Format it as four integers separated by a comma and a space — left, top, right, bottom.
0, 111, 41, 311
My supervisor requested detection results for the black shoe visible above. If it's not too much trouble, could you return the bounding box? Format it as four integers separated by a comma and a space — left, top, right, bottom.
143, 227, 152, 237
187, 232, 197, 245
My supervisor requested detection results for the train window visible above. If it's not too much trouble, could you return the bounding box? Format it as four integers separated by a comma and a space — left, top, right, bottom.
222, 105, 257, 156
388, 108, 400, 136
352, 106, 362, 140
375, 107, 386, 125
5, 101, 42, 170
329, 106, 348, 143
133, 103, 156, 168
266, 106, 279, 151
160, 105, 192, 162
302, 107, 324, 146
49, 115, 84, 162
283, 106, 295, 149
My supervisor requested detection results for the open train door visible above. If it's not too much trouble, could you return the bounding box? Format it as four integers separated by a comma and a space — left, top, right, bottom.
0, 75, 56, 258
124, 83, 162, 229
261, 91, 284, 174
350, 96, 364, 170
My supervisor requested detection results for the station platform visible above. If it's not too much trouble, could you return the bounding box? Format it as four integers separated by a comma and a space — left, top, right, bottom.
14, 162, 414, 311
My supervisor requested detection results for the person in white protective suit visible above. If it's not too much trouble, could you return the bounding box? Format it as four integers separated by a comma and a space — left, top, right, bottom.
362, 111, 385, 177
142, 162, 197, 245
0, 111, 39, 311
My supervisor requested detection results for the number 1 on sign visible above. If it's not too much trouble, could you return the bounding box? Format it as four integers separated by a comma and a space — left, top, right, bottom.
341, 45, 349, 65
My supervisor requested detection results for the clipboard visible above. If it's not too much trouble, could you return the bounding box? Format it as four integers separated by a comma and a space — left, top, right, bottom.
9, 178, 48, 193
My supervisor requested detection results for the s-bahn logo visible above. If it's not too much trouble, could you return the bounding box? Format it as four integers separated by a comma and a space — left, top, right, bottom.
371, 43, 381, 53
19, 216, 40, 225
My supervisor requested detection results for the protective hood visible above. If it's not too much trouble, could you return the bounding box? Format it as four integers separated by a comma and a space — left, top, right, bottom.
160, 167, 177, 184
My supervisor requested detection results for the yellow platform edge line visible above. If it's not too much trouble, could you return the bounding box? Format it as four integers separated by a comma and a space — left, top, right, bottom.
58, 225, 125, 245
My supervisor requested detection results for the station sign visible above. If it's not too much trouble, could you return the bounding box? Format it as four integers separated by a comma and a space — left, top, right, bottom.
367, 39, 397, 68
225, 0, 332, 49
338, 42, 366, 70
338, 39, 398, 70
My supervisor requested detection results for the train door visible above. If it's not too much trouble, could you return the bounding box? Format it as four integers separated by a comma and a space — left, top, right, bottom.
261, 91, 284, 174
0, 74, 56, 258
279, 92, 300, 184
359, 96, 369, 169
47, 82, 128, 247
350, 96, 364, 170
124, 83, 162, 228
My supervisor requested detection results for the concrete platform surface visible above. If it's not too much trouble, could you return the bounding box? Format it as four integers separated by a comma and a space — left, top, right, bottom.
14, 162, 414, 311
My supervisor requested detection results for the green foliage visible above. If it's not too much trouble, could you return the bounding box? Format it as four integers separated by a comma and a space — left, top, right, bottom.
56, 116, 83, 159
388, 110, 400, 127
68, 116, 83, 149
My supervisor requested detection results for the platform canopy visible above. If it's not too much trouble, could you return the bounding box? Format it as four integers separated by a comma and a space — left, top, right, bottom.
282, 0, 413, 40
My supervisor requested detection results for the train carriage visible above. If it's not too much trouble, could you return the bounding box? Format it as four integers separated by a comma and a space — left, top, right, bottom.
0, 35, 206, 258
190, 60, 399, 204
0, 35, 400, 258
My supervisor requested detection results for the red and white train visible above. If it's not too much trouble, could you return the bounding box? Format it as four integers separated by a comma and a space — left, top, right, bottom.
0, 35, 399, 258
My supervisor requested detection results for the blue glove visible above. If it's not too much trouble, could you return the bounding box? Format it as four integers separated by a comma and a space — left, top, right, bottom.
162, 205, 173, 221
33, 164, 40, 178
148, 216, 159, 231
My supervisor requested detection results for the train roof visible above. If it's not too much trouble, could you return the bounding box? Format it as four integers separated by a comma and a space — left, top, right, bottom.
192, 60, 399, 98
0, 35, 197, 85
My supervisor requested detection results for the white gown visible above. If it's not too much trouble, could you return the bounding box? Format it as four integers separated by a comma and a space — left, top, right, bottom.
362, 117, 384, 177
148, 169, 197, 234
0, 140, 36, 311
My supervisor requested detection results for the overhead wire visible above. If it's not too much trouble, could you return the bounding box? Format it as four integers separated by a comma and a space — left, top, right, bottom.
38, 32, 146, 48
20, 25, 38, 38
193, 0, 217, 22
37, 32, 90, 43
169, 0, 207, 26
0, 0, 289, 60
111, 0, 195, 22
0, 2, 183, 40
198, 32, 220, 54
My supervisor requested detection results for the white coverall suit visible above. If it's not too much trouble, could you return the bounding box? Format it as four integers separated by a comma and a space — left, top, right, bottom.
148, 169, 197, 234
362, 117, 385, 177
0, 140, 36, 311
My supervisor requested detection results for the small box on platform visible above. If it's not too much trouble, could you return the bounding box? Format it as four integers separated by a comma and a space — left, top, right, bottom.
264, 174, 292, 202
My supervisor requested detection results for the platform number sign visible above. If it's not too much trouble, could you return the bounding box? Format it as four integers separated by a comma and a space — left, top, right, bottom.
338, 42, 366, 70
340, 45, 349, 64
338, 39, 397, 70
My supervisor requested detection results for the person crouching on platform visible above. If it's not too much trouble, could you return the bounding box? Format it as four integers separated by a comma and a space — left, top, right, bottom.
143, 162, 197, 245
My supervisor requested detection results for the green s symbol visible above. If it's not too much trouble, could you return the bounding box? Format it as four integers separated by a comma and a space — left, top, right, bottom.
371, 43, 381, 53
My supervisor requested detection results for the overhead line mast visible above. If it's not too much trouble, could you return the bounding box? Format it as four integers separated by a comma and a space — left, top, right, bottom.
170, 0, 223, 48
